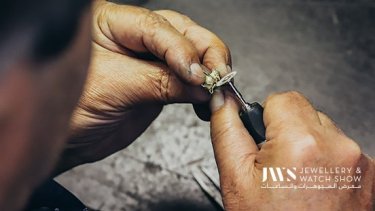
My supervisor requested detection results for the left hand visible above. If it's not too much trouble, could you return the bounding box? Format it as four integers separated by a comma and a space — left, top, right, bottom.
56, 1, 231, 173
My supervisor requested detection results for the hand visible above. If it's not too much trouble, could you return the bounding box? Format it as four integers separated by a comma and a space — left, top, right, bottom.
55, 1, 231, 173
210, 90, 374, 210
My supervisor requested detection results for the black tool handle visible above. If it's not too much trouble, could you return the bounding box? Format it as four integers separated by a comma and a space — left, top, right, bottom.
239, 102, 266, 145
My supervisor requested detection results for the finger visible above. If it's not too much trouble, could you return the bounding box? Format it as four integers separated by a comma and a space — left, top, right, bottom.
154, 64, 210, 103
154, 10, 232, 121
155, 10, 232, 76
187, 25, 232, 120
97, 50, 210, 104
149, 9, 230, 118
99, 5, 206, 85
186, 26, 232, 75
317, 111, 344, 134
210, 90, 258, 173
263, 91, 321, 140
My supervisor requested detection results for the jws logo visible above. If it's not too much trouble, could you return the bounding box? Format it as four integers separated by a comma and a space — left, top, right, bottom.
262, 167, 297, 182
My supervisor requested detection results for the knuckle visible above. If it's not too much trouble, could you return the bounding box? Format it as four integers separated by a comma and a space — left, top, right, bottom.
264, 92, 282, 106
138, 63, 171, 102
179, 13, 194, 24
299, 133, 319, 148
280, 130, 321, 162
341, 137, 362, 165
283, 90, 304, 99
163, 9, 194, 23
211, 42, 231, 62
264, 91, 305, 108
278, 91, 304, 101
140, 10, 170, 32
157, 66, 171, 103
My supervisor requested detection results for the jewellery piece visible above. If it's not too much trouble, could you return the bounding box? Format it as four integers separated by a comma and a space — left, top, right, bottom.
202, 70, 221, 94
202, 70, 237, 94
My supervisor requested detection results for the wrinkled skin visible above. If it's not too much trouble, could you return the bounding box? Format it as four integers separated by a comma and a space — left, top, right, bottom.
0, 0, 373, 210
210, 90, 375, 210
56, 0, 231, 173
0, 1, 231, 209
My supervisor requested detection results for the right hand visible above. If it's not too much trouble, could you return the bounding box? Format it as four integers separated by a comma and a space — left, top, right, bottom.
209, 90, 374, 210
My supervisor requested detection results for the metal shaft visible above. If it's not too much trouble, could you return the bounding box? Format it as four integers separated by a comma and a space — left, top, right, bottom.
227, 81, 249, 110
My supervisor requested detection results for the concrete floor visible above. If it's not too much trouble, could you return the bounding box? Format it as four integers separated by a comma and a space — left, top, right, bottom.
56, 0, 375, 210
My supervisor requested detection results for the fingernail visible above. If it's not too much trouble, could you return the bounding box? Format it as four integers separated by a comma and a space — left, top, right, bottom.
189, 63, 205, 80
226, 65, 232, 72
210, 88, 225, 112
214, 64, 229, 76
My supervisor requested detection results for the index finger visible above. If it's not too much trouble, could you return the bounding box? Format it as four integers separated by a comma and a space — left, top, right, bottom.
95, 4, 206, 85
154, 10, 232, 121
263, 91, 322, 141
155, 10, 232, 76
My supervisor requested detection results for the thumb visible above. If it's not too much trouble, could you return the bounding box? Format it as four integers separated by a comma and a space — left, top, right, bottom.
210, 89, 258, 174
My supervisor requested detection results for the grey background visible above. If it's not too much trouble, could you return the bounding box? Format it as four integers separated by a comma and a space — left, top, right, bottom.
57, 0, 375, 210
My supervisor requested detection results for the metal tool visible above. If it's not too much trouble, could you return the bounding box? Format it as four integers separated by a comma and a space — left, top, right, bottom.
202, 69, 266, 145
226, 81, 266, 145
196, 70, 267, 209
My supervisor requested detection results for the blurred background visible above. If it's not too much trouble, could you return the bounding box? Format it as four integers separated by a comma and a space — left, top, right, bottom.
57, 0, 375, 210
